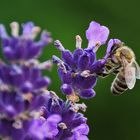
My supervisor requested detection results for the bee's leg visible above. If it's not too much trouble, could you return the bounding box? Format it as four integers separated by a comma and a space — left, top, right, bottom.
97, 70, 110, 78
113, 70, 119, 75
98, 73, 109, 78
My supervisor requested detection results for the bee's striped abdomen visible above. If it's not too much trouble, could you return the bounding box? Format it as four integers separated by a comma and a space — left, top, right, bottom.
111, 72, 128, 95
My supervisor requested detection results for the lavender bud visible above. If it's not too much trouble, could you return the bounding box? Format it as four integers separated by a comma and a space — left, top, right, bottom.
61, 84, 73, 95
80, 89, 96, 99
54, 40, 65, 51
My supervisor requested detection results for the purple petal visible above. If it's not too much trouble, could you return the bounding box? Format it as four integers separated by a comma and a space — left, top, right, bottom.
58, 68, 72, 84
30, 93, 48, 110
26, 45, 42, 59
80, 89, 96, 99
3, 47, 15, 60
30, 68, 41, 82
50, 100, 62, 114
71, 114, 87, 128
78, 53, 90, 70
20, 82, 33, 93
73, 48, 84, 65
74, 124, 89, 135
11, 124, 25, 140
34, 77, 50, 89
2, 38, 11, 46
62, 109, 75, 124
10, 66, 24, 87
86, 21, 109, 49
14, 45, 26, 60
0, 24, 8, 38
61, 84, 73, 95
45, 115, 62, 138
62, 50, 74, 68
0, 91, 24, 118
28, 118, 46, 139
0, 65, 11, 84
80, 76, 97, 89
85, 50, 96, 64
73, 75, 97, 89
5, 105, 16, 118
41, 31, 52, 44
0, 119, 12, 136
76, 135, 89, 140
70, 125, 89, 140
22, 22, 34, 38
90, 59, 106, 73
22, 66, 31, 81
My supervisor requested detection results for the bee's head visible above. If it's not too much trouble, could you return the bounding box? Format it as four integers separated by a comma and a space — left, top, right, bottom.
111, 42, 124, 52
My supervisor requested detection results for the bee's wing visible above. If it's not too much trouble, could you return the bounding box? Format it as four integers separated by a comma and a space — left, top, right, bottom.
133, 60, 140, 79
125, 63, 136, 89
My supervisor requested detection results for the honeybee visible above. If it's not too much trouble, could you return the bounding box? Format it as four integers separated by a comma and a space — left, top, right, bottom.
100, 43, 140, 95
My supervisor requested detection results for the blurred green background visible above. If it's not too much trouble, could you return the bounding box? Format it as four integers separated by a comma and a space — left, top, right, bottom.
0, 0, 140, 139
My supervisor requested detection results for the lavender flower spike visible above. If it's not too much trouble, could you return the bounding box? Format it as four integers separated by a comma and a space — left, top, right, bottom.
54, 35, 98, 100
0, 21, 55, 140
53, 21, 122, 101
41, 94, 89, 140
0, 22, 52, 62
86, 21, 109, 52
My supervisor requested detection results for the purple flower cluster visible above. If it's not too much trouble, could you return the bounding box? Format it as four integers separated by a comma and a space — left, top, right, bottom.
42, 94, 89, 140
53, 22, 108, 100
0, 22, 89, 140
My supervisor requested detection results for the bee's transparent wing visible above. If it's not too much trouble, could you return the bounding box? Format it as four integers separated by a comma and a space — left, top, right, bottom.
133, 60, 140, 79
125, 63, 136, 89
